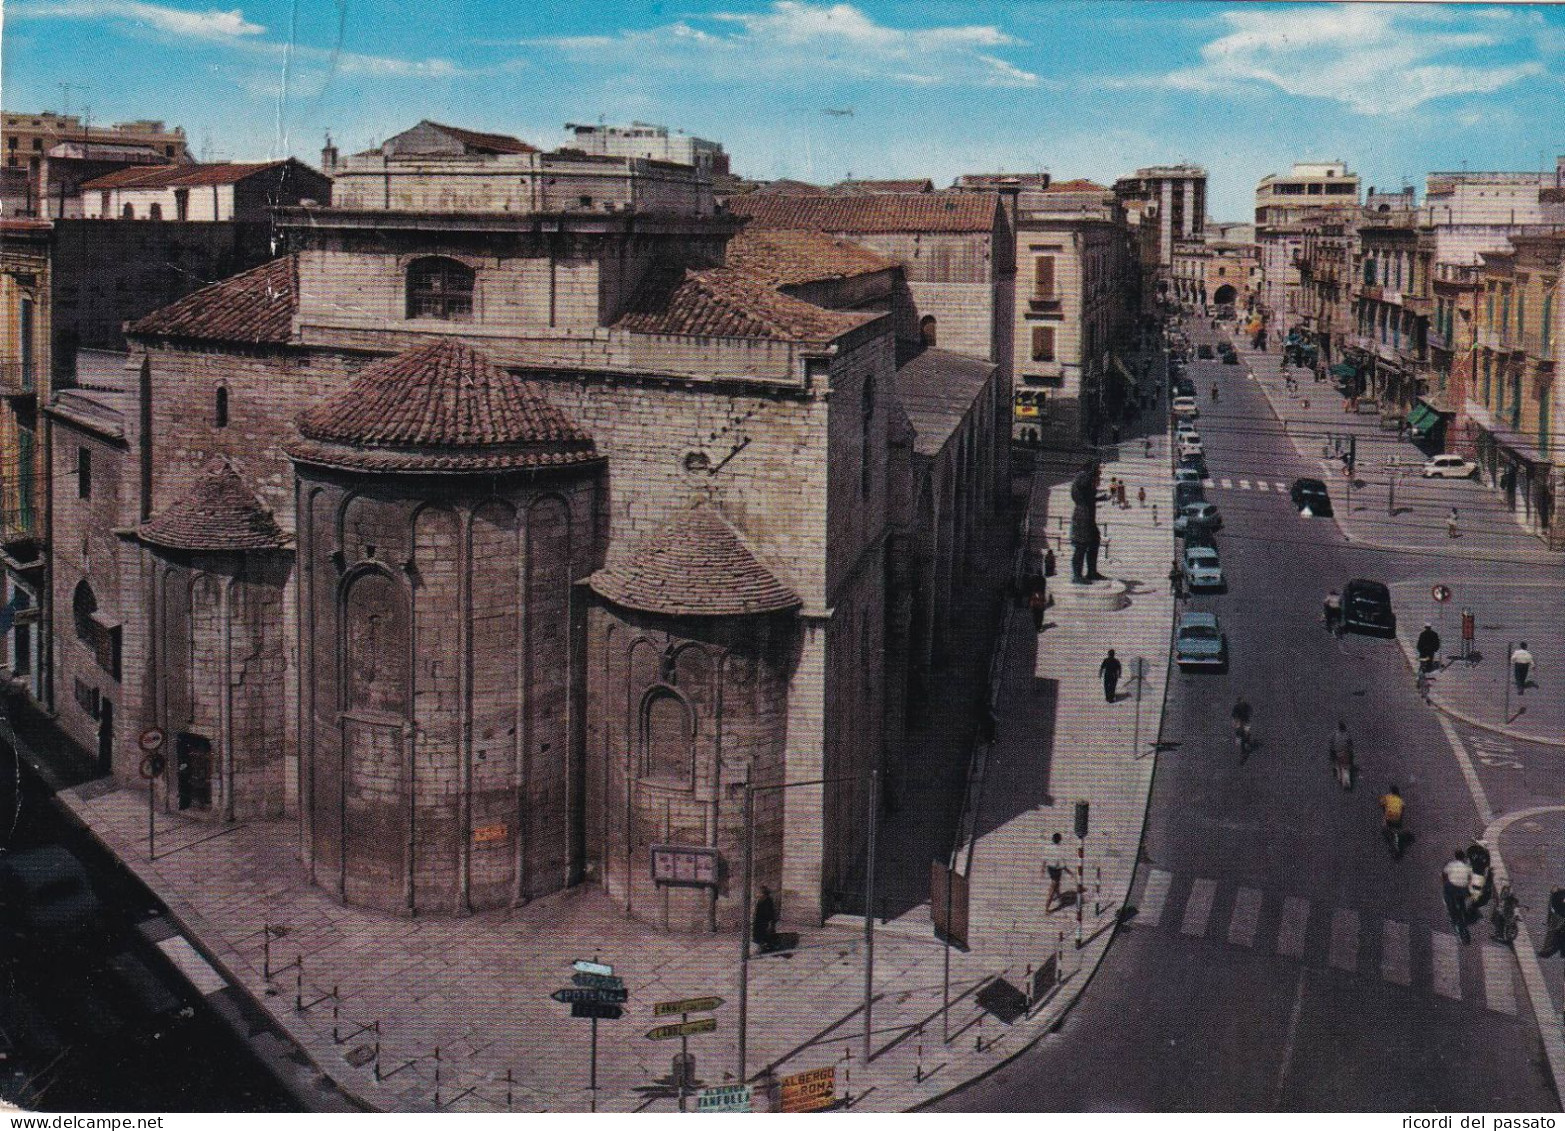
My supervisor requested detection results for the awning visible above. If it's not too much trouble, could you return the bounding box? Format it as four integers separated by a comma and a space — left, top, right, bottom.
1330, 362, 1358, 379
1407, 403, 1440, 435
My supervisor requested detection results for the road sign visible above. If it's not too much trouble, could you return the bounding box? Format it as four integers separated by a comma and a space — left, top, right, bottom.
571, 1002, 623, 1021
553, 986, 629, 1005
1432, 584, 1453, 603
138, 726, 166, 752
573, 972, 625, 991
138, 752, 165, 780
652, 996, 723, 1017
779, 1066, 835, 1113
646, 1017, 717, 1041
573, 959, 614, 977
696, 1084, 752, 1113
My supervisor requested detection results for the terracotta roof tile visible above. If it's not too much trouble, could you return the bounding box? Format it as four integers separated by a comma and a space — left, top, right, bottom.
81, 160, 298, 190
831, 179, 934, 195
590, 502, 801, 617
424, 121, 538, 155
723, 228, 899, 289
140, 458, 286, 552
1044, 178, 1109, 193
129, 255, 297, 345
614, 264, 876, 342
287, 340, 599, 474
729, 191, 999, 233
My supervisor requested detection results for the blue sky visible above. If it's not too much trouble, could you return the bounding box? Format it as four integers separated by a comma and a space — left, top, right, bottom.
4, 0, 1564, 218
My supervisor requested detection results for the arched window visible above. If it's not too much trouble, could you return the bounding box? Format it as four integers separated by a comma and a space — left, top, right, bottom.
640, 687, 693, 788
73, 580, 98, 644
214, 387, 229, 428
148, 202, 163, 221
919, 315, 937, 347
121, 203, 135, 220
406, 257, 474, 321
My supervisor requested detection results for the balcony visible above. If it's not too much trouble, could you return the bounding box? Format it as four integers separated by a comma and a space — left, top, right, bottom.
0, 362, 37, 400
1027, 291, 1062, 312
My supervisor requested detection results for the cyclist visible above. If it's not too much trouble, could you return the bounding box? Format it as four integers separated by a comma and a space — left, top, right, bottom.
1231, 696, 1254, 762
1379, 785, 1406, 859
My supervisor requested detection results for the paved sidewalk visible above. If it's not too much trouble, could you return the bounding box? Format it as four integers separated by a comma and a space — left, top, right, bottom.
1237, 339, 1561, 568
1388, 579, 1565, 747
25, 427, 1178, 1114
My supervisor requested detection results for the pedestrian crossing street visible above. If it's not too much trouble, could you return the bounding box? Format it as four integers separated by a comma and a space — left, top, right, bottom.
1201, 478, 1291, 493
1129, 867, 1521, 1016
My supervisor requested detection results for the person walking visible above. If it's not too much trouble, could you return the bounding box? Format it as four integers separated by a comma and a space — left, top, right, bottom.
1138, 485, 1147, 508
1168, 561, 1184, 599
1328, 720, 1355, 790
753, 886, 779, 952
1511, 642, 1534, 696
1231, 696, 1254, 762
1099, 649, 1123, 703
1416, 623, 1442, 674
1044, 832, 1074, 912
1537, 888, 1565, 957
1323, 589, 1342, 635
1029, 584, 1048, 632
1447, 507, 1460, 539
1443, 851, 1473, 943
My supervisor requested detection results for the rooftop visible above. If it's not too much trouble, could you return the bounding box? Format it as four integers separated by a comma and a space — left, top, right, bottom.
613, 264, 877, 343
288, 340, 599, 475
722, 228, 899, 289
589, 501, 801, 617
129, 255, 297, 345
139, 458, 287, 552
729, 191, 1000, 234
80, 159, 308, 190
894, 346, 996, 458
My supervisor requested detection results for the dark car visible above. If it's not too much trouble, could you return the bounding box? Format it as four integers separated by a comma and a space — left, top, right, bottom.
1197, 344, 1215, 360
1342, 579, 1396, 636
1173, 479, 1205, 510
1222, 351, 1240, 365
1290, 477, 1334, 516
0, 845, 106, 958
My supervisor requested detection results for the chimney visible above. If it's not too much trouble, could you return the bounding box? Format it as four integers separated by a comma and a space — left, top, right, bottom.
321, 131, 339, 173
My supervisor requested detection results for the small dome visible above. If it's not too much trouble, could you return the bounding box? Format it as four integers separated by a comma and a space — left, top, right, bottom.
287, 340, 599, 473
590, 502, 801, 617
140, 458, 286, 551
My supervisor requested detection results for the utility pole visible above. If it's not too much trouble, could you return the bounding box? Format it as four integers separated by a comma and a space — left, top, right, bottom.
862, 767, 879, 1064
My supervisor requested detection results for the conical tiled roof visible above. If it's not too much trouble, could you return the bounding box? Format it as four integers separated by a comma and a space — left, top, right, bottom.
286, 340, 599, 473
589, 503, 801, 617
140, 458, 286, 552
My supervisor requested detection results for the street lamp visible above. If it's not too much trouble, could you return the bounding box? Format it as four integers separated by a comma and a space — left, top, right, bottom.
736, 770, 875, 1085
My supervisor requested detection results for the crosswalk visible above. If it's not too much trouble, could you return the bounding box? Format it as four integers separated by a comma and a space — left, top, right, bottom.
1129, 867, 1522, 1015
1206, 477, 1292, 493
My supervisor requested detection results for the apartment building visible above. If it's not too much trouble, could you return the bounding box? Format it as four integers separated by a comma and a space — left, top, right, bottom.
1254, 162, 1361, 331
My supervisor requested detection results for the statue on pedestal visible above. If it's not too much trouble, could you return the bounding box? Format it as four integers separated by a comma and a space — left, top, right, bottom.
1070, 461, 1102, 584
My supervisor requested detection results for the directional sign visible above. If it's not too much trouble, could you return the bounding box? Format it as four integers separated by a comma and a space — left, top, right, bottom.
646, 1017, 717, 1041
1432, 584, 1453, 604
573, 972, 625, 991
780, 1066, 835, 1113
553, 986, 629, 1005
573, 960, 614, 977
652, 996, 723, 1017
697, 1084, 752, 1113
571, 1002, 623, 1021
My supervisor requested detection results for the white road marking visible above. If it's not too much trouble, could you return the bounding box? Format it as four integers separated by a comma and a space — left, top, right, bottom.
1431, 932, 1463, 1000
1328, 908, 1359, 972
1228, 886, 1263, 948
1381, 920, 1411, 986
1481, 944, 1518, 1015
1276, 896, 1310, 959
1274, 481, 1290, 493
1272, 970, 1308, 1107
156, 936, 228, 996
1220, 478, 1233, 489
1202, 479, 1216, 489
1437, 711, 1495, 827
1239, 479, 1252, 490
1138, 868, 1172, 928
1255, 480, 1270, 492
1181, 877, 1218, 937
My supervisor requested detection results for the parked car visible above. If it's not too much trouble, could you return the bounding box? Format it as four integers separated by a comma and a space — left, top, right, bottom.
1173, 466, 1203, 485
1289, 477, 1334, 516
1182, 544, 1226, 591
1422, 454, 1478, 479
1342, 578, 1396, 636
1178, 437, 1205, 460
1182, 524, 1218, 551
0, 845, 106, 958
1178, 449, 1208, 477
1197, 344, 1215, 359
1175, 420, 1199, 440
1173, 377, 1196, 398
1173, 480, 1205, 510
1222, 351, 1240, 365
1174, 501, 1222, 535
1175, 611, 1228, 671
1172, 396, 1200, 419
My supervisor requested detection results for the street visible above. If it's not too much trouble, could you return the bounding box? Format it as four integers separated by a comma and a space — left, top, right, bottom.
934, 321, 1562, 1112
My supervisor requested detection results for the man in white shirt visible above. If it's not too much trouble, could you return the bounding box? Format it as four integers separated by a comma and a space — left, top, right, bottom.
1044, 832, 1074, 913
1512, 643, 1535, 696
1443, 850, 1473, 943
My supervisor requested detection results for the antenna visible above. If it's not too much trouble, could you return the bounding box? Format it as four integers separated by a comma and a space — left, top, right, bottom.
57, 82, 90, 119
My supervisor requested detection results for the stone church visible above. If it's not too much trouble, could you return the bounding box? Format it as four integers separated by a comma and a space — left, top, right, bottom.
46, 122, 1003, 932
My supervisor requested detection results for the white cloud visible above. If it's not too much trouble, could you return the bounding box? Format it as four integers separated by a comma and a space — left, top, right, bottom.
1161, 3, 1548, 115
10, 0, 264, 41
523, 1, 1037, 88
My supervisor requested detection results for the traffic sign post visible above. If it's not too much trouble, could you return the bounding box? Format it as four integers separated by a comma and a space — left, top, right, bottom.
648, 997, 721, 1111
552, 960, 622, 1111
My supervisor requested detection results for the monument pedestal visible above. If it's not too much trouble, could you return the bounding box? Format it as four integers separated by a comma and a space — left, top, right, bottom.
1050, 578, 1129, 612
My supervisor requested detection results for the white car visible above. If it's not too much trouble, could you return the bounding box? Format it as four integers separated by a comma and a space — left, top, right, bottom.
1422, 454, 1478, 479
1172, 395, 1200, 419
1178, 437, 1204, 460
1175, 421, 1200, 442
